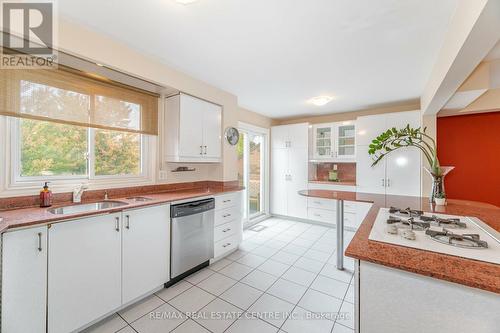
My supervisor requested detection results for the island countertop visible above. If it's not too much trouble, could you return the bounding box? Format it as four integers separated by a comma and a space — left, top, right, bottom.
299, 189, 500, 294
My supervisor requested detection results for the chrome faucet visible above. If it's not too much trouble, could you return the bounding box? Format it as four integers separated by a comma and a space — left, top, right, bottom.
73, 184, 89, 203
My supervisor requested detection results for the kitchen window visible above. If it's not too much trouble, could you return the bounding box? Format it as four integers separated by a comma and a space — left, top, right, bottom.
14, 118, 146, 181
0, 65, 158, 195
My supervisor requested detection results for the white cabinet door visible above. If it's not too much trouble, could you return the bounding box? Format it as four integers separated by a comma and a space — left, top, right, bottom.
271, 148, 288, 215
312, 124, 334, 159
122, 205, 171, 304
287, 123, 309, 148
287, 147, 308, 219
336, 123, 356, 160
386, 110, 421, 129
271, 125, 289, 149
179, 94, 205, 159
385, 147, 421, 196
48, 214, 122, 333
356, 114, 387, 146
2, 226, 47, 333
202, 102, 222, 159
356, 145, 386, 194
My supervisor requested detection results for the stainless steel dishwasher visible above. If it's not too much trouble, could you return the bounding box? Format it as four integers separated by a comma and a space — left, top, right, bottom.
169, 198, 215, 284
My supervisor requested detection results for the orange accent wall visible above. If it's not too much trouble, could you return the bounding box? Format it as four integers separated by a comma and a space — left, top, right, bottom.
437, 111, 500, 208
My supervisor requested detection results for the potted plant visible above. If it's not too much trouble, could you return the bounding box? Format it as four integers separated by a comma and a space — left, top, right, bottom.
368, 125, 453, 203
434, 192, 446, 206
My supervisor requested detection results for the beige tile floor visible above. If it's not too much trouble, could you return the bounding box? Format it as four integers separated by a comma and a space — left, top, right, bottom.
83, 218, 356, 333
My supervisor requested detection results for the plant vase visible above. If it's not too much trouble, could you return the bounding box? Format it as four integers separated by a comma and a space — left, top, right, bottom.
424, 166, 454, 203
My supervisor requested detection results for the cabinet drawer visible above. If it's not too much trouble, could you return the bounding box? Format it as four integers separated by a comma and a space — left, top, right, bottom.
214, 220, 240, 242
344, 201, 356, 213
214, 234, 239, 258
215, 192, 241, 210
307, 197, 336, 211
215, 206, 241, 227
308, 207, 337, 224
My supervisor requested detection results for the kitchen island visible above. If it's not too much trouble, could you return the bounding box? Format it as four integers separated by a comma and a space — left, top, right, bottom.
299, 189, 500, 333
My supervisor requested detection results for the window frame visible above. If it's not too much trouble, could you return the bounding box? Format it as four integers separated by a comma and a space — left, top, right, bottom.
1, 116, 155, 196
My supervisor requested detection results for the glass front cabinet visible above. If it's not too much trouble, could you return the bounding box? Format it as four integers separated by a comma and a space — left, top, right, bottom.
312, 122, 356, 161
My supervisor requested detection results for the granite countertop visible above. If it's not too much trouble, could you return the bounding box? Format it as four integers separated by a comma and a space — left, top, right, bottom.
299, 189, 500, 294
0, 187, 244, 233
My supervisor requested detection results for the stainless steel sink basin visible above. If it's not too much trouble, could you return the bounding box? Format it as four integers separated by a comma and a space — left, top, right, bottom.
48, 201, 128, 215
126, 196, 153, 202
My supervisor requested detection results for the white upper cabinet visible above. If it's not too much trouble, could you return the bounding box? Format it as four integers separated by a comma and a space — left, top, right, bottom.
2, 226, 47, 333
271, 123, 308, 149
356, 110, 422, 196
165, 93, 222, 163
122, 204, 170, 304
312, 122, 356, 161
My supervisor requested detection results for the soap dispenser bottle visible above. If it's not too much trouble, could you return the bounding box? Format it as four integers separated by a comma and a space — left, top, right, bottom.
40, 182, 52, 208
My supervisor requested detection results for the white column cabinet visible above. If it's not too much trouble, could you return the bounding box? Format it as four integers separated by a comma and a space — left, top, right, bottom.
48, 213, 122, 333
165, 93, 222, 162
122, 204, 170, 304
1, 226, 47, 333
356, 110, 421, 196
271, 123, 308, 219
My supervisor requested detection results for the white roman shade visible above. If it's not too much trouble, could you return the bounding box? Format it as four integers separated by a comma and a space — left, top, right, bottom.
0, 66, 159, 135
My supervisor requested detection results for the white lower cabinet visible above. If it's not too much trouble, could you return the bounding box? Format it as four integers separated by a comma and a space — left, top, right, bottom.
307, 198, 372, 230
48, 213, 123, 333
1, 226, 47, 333
213, 191, 243, 259
122, 204, 170, 304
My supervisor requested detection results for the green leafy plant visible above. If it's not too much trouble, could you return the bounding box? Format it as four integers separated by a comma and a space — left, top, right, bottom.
434, 192, 445, 199
368, 125, 441, 176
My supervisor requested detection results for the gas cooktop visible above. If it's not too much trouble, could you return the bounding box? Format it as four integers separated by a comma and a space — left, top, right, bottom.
368, 207, 500, 264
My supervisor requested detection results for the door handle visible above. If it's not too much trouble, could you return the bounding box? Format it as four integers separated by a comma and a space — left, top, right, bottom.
200, 145, 203, 155
37, 232, 42, 252
387, 179, 391, 187
381, 179, 385, 187
222, 199, 231, 203
222, 228, 231, 232
125, 215, 130, 229
222, 214, 231, 218
222, 242, 232, 248
204, 146, 207, 155
115, 217, 120, 232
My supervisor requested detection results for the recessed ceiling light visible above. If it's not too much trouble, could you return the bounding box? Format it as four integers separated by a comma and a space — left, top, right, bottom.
175, 0, 198, 4
308, 95, 333, 106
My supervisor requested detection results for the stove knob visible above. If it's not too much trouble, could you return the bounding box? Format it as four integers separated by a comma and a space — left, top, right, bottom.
402, 230, 416, 240
386, 225, 398, 235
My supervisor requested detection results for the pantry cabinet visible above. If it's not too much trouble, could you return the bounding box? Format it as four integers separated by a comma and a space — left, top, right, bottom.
48, 213, 123, 333
356, 110, 421, 196
271, 123, 308, 219
311, 122, 356, 161
165, 93, 222, 163
1, 226, 47, 333
122, 204, 170, 304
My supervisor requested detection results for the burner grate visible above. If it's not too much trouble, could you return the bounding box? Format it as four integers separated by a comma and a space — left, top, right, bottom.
425, 229, 488, 249
420, 215, 466, 228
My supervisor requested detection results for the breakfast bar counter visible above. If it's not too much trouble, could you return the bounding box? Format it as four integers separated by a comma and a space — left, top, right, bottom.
299, 189, 500, 294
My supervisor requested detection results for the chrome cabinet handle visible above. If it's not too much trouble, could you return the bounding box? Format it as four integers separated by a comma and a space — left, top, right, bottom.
37, 232, 42, 252
314, 213, 321, 217
314, 201, 321, 205
222, 214, 231, 218
222, 228, 231, 232
222, 242, 232, 248
387, 179, 391, 187
204, 146, 207, 155
381, 179, 385, 187
115, 217, 120, 232
125, 215, 130, 229
222, 199, 231, 203
200, 145, 203, 155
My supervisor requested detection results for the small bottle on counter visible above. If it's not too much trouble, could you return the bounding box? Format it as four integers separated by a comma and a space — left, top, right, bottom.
40, 182, 52, 208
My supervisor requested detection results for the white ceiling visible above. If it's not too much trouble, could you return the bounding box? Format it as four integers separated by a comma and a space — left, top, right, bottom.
59, 0, 458, 119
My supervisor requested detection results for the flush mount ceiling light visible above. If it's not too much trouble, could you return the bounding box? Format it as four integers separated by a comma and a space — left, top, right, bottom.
308, 95, 333, 106
175, 0, 198, 4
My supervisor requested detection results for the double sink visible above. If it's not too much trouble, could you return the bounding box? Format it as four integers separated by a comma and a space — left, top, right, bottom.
48, 197, 153, 215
